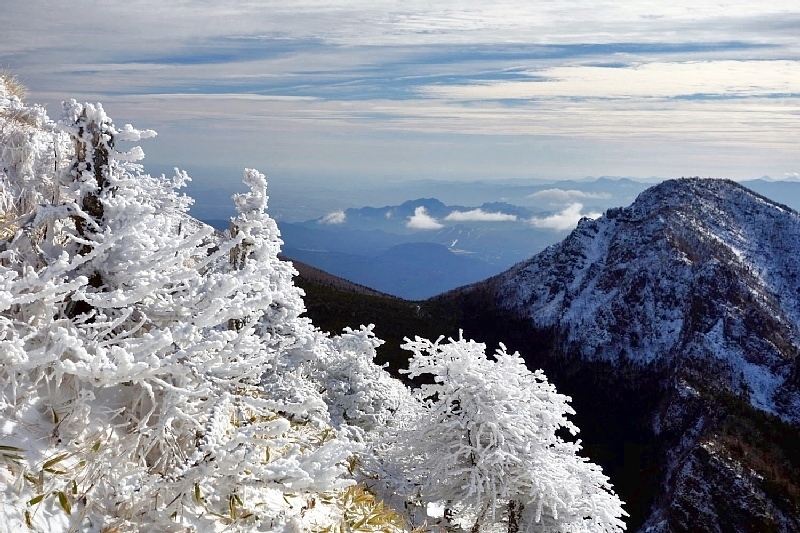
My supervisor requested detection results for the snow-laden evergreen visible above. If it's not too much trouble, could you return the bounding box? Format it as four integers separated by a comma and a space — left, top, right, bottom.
0, 74, 625, 532
394, 334, 626, 532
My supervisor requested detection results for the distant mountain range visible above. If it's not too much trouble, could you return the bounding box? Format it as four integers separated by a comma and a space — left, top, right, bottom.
204, 177, 800, 300
296, 178, 800, 532
208, 198, 563, 298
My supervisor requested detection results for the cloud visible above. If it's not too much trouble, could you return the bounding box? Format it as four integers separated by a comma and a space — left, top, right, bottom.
444, 208, 517, 222
528, 189, 612, 202
406, 206, 444, 230
319, 210, 346, 224
529, 203, 602, 231
420, 61, 800, 101
5, 2, 800, 186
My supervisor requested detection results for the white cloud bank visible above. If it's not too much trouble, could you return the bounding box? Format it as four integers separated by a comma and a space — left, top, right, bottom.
528, 189, 612, 202
407, 206, 444, 230
319, 210, 346, 224
422, 61, 800, 101
444, 208, 517, 222
529, 203, 602, 231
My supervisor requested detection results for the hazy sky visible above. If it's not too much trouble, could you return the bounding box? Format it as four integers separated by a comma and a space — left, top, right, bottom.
4, 1, 800, 196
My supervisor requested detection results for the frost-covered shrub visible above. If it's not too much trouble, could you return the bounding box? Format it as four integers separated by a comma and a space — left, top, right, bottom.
397, 334, 627, 532
312, 325, 417, 436
0, 95, 358, 531
0, 77, 65, 237
0, 75, 626, 533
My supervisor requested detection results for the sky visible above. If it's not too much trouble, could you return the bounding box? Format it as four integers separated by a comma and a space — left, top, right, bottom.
3, 1, 800, 217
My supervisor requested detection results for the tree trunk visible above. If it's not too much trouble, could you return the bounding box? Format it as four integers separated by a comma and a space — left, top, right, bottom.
72, 108, 111, 251
442, 503, 457, 531
227, 220, 251, 331
471, 502, 491, 533
507, 499, 523, 533
66, 107, 113, 319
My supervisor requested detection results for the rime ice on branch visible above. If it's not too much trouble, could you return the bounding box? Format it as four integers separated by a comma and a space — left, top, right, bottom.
0, 74, 625, 532
396, 334, 627, 532
0, 94, 359, 531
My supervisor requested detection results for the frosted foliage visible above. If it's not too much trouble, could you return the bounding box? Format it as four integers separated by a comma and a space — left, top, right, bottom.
398, 335, 627, 532
0, 96, 357, 531
228, 167, 308, 338
314, 325, 417, 436
1, 79, 627, 533
1, 84, 67, 236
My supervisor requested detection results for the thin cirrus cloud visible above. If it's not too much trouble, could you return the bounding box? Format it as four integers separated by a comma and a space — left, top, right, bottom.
406, 206, 444, 230
529, 203, 602, 231
444, 208, 517, 222
419, 61, 800, 101
4, 1, 800, 186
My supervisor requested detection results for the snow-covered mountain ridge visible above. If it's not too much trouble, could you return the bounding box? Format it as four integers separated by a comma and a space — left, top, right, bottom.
424, 178, 800, 530
495, 178, 800, 424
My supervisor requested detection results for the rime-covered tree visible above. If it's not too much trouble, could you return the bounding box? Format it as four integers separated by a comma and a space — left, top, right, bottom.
397, 334, 627, 532
0, 94, 362, 531
1, 74, 626, 533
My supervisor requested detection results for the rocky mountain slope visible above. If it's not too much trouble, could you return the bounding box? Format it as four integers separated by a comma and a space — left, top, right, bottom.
497, 178, 800, 424
428, 178, 800, 531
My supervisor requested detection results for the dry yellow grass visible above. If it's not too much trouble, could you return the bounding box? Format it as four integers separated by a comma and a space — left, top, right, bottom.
0, 214, 18, 240
0, 69, 27, 100
1, 106, 40, 130
1, 71, 38, 129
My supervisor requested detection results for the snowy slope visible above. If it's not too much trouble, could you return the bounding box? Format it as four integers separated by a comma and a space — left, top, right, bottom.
495, 178, 800, 425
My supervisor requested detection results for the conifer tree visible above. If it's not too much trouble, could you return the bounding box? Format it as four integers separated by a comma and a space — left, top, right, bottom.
397, 334, 627, 532
0, 95, 356, 531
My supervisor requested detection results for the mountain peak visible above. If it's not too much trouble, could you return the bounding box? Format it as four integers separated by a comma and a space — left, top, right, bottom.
450, 177, 800, 530
498, 178, 800, 424
398, 197, 448, 211
624, 177, 793, 221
